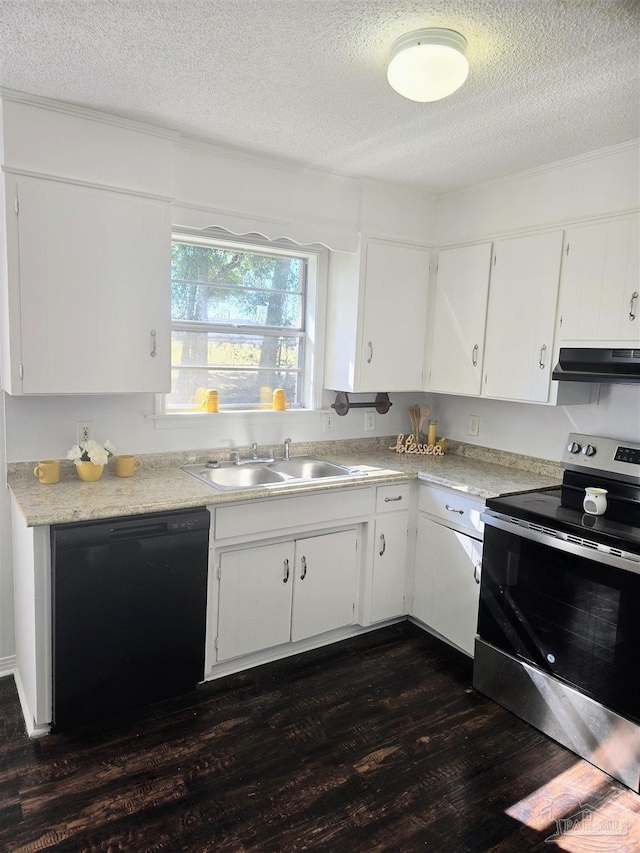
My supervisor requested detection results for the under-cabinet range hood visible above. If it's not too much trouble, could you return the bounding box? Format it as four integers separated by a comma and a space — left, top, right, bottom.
552, 348, 640, 384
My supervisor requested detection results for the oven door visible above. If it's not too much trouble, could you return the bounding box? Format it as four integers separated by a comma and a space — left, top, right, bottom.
477, 515, 640, 723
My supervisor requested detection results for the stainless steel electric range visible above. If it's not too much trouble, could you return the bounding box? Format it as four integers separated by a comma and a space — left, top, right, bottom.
473, 433, 640, 790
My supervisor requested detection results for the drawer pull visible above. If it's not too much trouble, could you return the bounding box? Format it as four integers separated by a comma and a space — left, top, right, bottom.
445, 504, 464, 515
474, 563, 482, 584
379, 534, 386, 556
300, 555, 307, 580
384, 495, 403, 503
283, 559, 290, 584
150, 329, 157, 358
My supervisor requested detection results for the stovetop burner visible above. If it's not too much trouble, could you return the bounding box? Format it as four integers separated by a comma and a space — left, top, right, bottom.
486, 488, 640, 555
485, 432, 640, 555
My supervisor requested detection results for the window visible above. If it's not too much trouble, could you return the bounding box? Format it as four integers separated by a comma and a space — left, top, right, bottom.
168, 236, 311, 411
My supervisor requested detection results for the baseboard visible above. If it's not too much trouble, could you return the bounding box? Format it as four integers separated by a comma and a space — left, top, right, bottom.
0, 655, 16, 679
13, 669, 50, 738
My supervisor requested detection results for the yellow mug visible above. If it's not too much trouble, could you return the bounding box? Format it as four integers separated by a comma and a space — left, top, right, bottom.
33, 460, 60, 484
114, 455, 142, 478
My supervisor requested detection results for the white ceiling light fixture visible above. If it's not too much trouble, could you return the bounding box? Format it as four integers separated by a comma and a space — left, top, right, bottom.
387, 28, 469, 103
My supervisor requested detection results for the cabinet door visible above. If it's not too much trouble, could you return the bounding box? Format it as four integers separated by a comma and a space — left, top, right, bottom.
358, 240, 430, 392
429, 243, 492, 395
217, 542, 294, 661
483, 231, 563, 403
414, 516, 482, 657
560, 217, 640, 344
12, 175, 170, 394
291, 529, 358, 642
370, 515, 407, 623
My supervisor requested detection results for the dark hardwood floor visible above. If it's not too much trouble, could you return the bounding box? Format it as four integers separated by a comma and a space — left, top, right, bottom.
1, 623, 639, 852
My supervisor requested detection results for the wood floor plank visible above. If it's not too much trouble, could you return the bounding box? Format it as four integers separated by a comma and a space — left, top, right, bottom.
0, 623, 638, 852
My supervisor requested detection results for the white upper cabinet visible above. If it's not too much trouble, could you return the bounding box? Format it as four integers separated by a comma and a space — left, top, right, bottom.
482, 231, 563, 403
429, 243, 492, 396
559, 216, 640, 345
2, 174, 171, 394
325, 237, 431, 393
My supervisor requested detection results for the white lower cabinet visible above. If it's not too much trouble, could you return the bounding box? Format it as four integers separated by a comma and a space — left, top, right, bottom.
370, 514, 408, 623
216, 528, 358, 662
413, 485, 484, 657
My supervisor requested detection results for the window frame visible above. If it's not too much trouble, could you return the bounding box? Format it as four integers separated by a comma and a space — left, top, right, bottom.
155, 229, 327, 421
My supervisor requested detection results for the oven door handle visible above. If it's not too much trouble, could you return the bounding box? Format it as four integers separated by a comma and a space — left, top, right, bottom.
481, 512, 640, 575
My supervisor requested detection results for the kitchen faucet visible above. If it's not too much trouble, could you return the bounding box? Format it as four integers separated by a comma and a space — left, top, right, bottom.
283, 437, 291, 460
231, 444, 275, 465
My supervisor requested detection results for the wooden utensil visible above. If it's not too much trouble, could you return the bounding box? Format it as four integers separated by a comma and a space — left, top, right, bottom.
418, 405, 431, 435
409, 404, 421, 438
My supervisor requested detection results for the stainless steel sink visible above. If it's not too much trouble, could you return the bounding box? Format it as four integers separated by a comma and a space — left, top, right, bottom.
267, 456, 353, 479
181, 463, 287, 491
180, 455, 357, 491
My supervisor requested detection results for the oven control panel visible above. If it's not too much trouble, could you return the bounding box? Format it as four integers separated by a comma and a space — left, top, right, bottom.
562, 433, 640, 484
614, 446, 640, 466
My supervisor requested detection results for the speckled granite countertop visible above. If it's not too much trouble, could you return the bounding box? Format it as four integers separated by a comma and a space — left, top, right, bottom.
7, 438, 562, 527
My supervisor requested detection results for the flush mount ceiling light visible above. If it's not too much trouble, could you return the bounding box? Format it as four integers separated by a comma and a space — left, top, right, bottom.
387, 28, 469, 102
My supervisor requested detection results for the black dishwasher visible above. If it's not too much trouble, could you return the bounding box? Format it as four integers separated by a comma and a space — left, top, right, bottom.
51, 507, 210, 729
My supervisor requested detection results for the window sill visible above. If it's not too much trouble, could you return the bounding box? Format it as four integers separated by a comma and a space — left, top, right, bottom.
149, 409, 329, 430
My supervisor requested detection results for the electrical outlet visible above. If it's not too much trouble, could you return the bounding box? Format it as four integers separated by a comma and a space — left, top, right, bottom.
324, 413, 334, 433
77, 421, 92, 446
467, 415, 480, 437
364, 411, 376, 432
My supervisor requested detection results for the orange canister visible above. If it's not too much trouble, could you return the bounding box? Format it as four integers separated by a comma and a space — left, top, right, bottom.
204, 390, 219, 413
272, 388, 286, 411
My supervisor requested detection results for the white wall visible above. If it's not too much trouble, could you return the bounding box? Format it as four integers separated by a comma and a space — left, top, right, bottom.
426, 384, 640, 460
3, 390, 426, 462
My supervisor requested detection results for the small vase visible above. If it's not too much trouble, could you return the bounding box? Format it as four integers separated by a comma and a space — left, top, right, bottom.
76, 461, 105, 482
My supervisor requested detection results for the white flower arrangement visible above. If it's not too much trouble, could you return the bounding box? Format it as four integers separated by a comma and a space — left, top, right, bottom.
67, 439, 115, 467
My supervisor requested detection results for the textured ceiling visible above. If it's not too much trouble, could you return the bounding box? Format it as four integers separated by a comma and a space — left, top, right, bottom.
0, 0, 638, 193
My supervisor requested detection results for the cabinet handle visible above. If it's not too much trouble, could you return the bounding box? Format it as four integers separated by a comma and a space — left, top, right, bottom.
539, 343, 547, 369
379, 534, 386, 556
472, 343, 479, 366
367, 341, 373, 364
445, 504, 464, 515
474, 563, 482, 584
150, 329, 157, 358
300, 555, 307, 580
384, 495, 403, 503
283, 559, 290, 584
630, 291, 639, 321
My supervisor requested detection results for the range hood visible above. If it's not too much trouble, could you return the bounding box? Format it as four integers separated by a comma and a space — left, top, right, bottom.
552, 347, 640, 384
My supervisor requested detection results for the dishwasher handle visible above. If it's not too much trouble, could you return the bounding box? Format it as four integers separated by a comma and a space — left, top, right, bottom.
109, 522, 168, 541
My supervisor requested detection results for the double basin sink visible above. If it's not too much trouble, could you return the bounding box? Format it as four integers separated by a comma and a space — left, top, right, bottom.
181, 456, 358, 491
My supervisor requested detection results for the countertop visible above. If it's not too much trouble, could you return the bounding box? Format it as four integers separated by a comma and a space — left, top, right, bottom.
7, 438, 562, 527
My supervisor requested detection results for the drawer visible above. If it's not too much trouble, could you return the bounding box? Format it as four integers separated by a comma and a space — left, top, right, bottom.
375, 483, 411, 513
214, 486, 374, 541
418, 484, 484, 536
